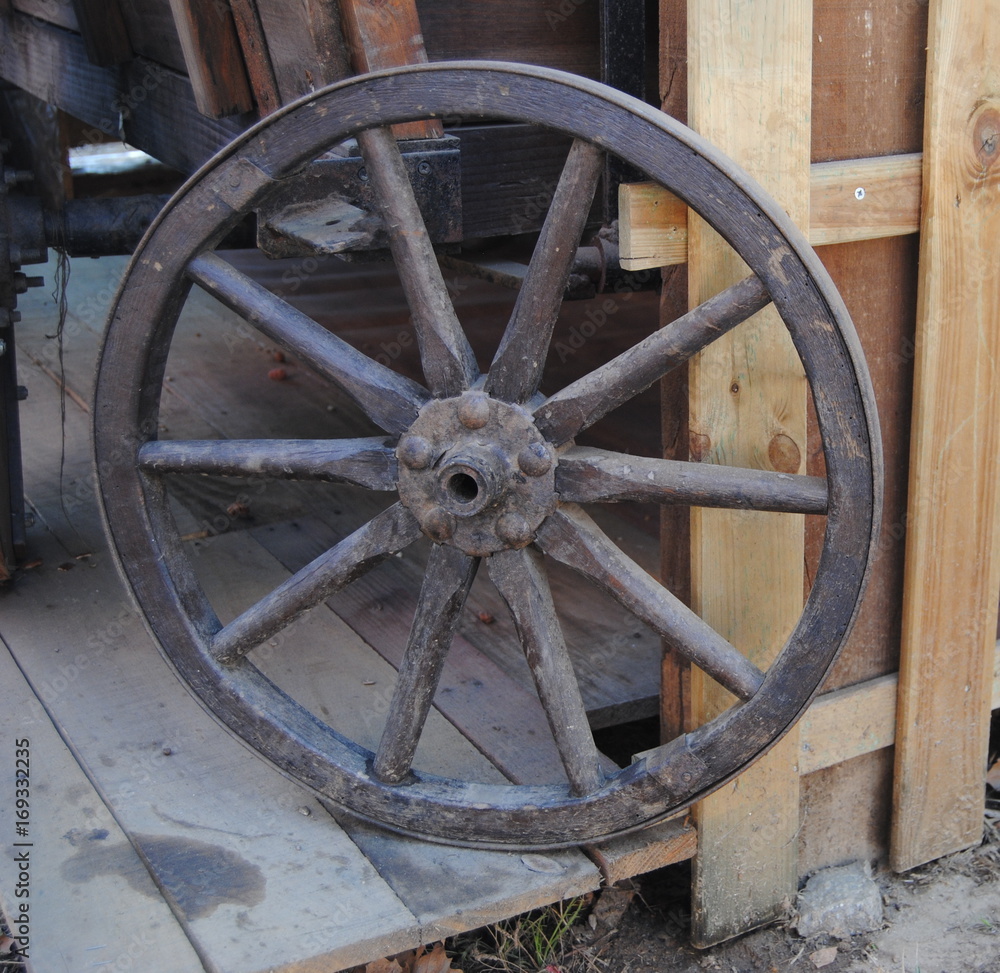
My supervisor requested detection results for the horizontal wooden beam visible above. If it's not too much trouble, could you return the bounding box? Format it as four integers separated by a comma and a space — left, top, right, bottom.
798, 641, 1000, 776
586, 816, 697, 883
619, 153, 923, 270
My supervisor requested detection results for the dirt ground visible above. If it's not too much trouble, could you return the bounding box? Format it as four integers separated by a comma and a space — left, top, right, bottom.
442, 815, 1000, 973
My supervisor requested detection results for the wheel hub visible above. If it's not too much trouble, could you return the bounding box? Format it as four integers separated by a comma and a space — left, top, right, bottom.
396, 391, 557, 556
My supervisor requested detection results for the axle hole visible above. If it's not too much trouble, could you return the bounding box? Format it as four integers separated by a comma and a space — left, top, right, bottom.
447, 472, 479, 504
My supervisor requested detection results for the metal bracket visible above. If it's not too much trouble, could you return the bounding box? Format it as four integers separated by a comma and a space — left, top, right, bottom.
256, 135, 462, 259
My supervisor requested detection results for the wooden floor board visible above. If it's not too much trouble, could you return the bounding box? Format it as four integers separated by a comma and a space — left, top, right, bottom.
0, 637, 205, 973
193, 527, 509, 783
1, 252, 614, 970
7, 380, 425, 971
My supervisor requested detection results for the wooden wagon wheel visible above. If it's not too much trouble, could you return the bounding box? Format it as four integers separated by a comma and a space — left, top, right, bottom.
93, 62, 881, 848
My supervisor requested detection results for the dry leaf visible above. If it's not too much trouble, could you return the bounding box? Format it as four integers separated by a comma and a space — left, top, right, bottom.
364, 959, 404, 973
412, 943, 462, 973
809, 945, 838, 968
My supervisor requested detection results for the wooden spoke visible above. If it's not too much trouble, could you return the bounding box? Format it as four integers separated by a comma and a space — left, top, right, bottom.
211, 504, 421, 664
556, 446, 828, 514
187, 252, 429, 434
372, 545, 479, 784
485, 139, 604, 403
356, 126, 479, 397
534, 274, 771, 444
489, 547, 605, 795
535, 506, 765, 701
138, 437, 398, 490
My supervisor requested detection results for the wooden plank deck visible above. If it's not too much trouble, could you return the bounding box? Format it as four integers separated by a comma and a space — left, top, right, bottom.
0, 249, 682, 970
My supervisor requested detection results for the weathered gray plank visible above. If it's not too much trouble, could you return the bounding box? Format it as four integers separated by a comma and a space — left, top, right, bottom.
340, 818, 599, 941
7, 249, 607, 968
193, 529, 508, 784
10, 350, 425, 973
0, 638, 205, 973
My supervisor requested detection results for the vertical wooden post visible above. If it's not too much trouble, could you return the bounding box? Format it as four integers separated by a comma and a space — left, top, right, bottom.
337, 0, 442, 140
686, 0, 812, 946
891, 0, 1000, 872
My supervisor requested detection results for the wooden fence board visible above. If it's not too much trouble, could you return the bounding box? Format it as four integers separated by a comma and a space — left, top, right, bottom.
684, 0, 812, 947
891, 0, 1000, 872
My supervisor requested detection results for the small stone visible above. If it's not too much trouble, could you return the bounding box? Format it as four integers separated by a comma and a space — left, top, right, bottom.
268, 367, 287, 381
795, 861, 883, 939
161, 747, 172, 756
297, 806, 312, 817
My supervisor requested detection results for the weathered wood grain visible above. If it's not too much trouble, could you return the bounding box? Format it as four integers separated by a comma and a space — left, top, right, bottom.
229, 0, 281, 116
188, 252, 430, 433
71, 0, 132, 65
166, 0, 253, 117
891, 0, 1000, 872
116, 0, 187, 70
490, 547, 606, 795
418, 0, 600, 78
556, 446, 827, 514
251, 0, 350, 104
0, 640, 205, 973
619, 154, 923, 270
373, 545, 480, 783
357, 126, 476, 395
797, 0, 928, 878
685, 0, 812, 947
535, 274, 770, 446
486, 139, 603, 403
338, 0, 441, 140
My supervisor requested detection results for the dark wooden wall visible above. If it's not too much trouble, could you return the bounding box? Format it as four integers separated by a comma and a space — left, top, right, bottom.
799, 0, 927, 874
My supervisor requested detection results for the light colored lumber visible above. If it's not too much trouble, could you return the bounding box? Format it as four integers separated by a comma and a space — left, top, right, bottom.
799, 674, 898, 776
585, 816, 697, 885
808, 153, 923, 246
619, 153, 923, 270
798, 642, 1000, 776
0, 639, 204, 973
891, 0, 1000, 873
685, 0, 811, 947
